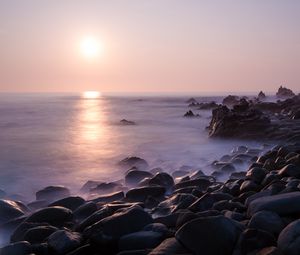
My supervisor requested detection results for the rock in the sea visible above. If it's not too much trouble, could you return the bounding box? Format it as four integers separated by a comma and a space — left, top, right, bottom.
36, 186, 70, 202
184, 110, 199, 117
125, 169, 153, 186
48, 230, 82, 254
0, 199, 26, 224
84, 206, 153, 253
118, 157, 149, 170
208, 105, 271, 138
126, 186, 166, 202
222, 95, 240, 106
278, 219, 300, 255
248, 191, 300, 216
276, 86, 295, 98
25, 206, 73, 227
73, 201, 98, 221
258, 91, 266, 100
148, 173, 174, 192
48, 196, 85, 211
175, 215, 243, 255
0, 241, 31, 255
120, 119, 136, 125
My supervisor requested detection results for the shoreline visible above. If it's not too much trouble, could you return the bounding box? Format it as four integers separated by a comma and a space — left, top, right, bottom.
0, 88, 300, 254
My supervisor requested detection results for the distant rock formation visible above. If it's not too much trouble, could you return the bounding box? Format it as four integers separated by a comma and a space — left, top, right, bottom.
222, 95, 240, 106
276, 86, 295, 98
257, 91, 266, 100
184, 110, 200, 118
120, 119, 136, 125
186, 98, 197, 104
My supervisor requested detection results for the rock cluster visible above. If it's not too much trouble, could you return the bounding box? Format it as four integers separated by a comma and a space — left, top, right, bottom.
276, 86, 295, 98
0, 144, 300, 254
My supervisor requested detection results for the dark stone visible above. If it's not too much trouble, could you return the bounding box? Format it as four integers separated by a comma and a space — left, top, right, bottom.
48, 230, 82, 254
118, 231, 164, 251
278, 219, 300, 255
48, 196, 85, 211
236, 228, 276, 255
184, 110, 199, 117
248, 210, 285, 236
246, 167, 267, 184
258, 91, 266, 100
92, 191, 124, 203
65, 244, 93, 255
176, 215, 243, 255
83, 206, 153, 253
23, 225, 58, 244
25, 206, 73, 227
278, 164, 300, 178
148, 173, 174, 192
276, 86, 295, 98
0, 199, 26, 224
90, 181, 124, 195
222, 95, 240, 106
118, 157, 149, 170
73, 202, 98, 221
126, 186, 166, 202
36, 186, 70, 202
120, 119, 136, 125
0, 241, 31, 255
240, 180, 260, 193
125, 170, 153, 186
248, 192, 300, 216
174, 178, 211, 190
148, 237, 189, 255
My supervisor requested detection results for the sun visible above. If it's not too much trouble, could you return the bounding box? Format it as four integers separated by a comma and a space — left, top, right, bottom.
83, 91, 101, 99
80, 37, 102, 59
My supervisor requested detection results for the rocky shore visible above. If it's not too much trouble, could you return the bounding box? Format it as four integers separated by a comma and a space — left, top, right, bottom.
1, 88, 300, 255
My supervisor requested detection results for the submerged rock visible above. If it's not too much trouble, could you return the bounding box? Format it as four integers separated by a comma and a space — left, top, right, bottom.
118, 157, 149, 170
120, 119, 136, 125
36, 186, 70, 202
0, 199, 26, 224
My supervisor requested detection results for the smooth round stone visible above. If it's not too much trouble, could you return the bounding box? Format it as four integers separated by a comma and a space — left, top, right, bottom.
23, 225, 58, 244
0, 199, 26, 224
175, 215, 243, 255
0, 241, 31, 255
278, 219, 300, 255
36, 186, 70, 202
48, 230, 82, 254
48, 196, 85, 211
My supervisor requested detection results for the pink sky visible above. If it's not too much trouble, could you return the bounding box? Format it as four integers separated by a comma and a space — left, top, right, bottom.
0, 0, 299, 93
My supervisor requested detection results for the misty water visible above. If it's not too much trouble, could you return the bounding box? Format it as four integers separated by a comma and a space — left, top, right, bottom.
0, 93, 266, 201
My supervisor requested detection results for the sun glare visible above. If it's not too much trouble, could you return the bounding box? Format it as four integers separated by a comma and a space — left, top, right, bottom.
80, 37, 102, 58
83, 91, 101, 99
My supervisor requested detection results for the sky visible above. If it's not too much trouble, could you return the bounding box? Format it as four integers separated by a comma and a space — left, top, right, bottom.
0, 0, 299, 94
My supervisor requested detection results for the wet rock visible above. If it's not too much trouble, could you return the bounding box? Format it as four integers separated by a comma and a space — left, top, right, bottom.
0, 241, 31, 255
48, 196, 85, 211
92, 191, 125, 203
36, 186, 70, 202
27, 200, 48, 211
248, 191, 300, 216
278, 219, 300, 255
23, 225, 58, 244
125, 170, 153, 186
240, 180, 260, 193
80, 180, 100, 193
48, 230, 82, 254
276, 86, 295, 98
248, 210, 285, 236
174, 177, 211, 190
73, 202, 97, 221
65, 244, 93, 255
90, 181, 124, 195
143, 223, 171, 237
258, 91, 266, 100
118, 157, 149, 170
25, 206, 73, 227
184, 110, 199, 117
176, 215, 243, 255
84, 206, 153, 252
198, 101, 219, 110
126, 186, 166, 202
0, 199, 26, 224
148, 173, 174, 192
120, 119, 136, 125
119, 230, 164, 251
246, 167, 267, 184
148, 237, 189, 255
278, 164, 300, 178
236, 228, 276, 255
222, 95, 240, 106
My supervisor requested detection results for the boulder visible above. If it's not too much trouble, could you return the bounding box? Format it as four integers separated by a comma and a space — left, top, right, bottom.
125, 170, 153, 186
23, 225, 58, 244
120, 119, 136, 125
0, 241, 31, 255
73, 202, 97, 221
276, 86, 295, 98
175, 215, 243, 255
25, 206, 73, 227
0, 199, 26, 224
48, 196, 85, 211
148, 173, 174, 192
83, 206, 153, 252
148, 237, 188, 255
222, 95, 240, 106
118, 231, 164, 251
118, 157, 149, 170
248, 210, 285, 236
48, 230, 82, 254
36, 186, 70, 201
126, 186, 166, 202
248, 192, 300, 216
278, 219, 300, 255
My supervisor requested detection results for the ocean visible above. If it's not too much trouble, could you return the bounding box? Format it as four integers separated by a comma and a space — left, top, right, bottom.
0, 93, 264, 200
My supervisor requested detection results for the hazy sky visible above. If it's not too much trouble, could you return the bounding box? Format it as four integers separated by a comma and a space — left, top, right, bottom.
0, 0, 299, 93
